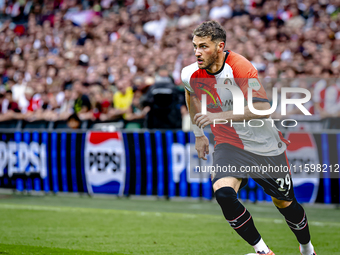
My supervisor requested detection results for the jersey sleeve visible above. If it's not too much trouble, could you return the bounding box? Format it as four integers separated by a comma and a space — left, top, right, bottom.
231, 56, 269, 103
181, 62, 199, 94
181, 68, 194, 94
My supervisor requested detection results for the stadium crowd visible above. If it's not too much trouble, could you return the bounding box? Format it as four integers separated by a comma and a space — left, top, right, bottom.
0, 0, 340, 129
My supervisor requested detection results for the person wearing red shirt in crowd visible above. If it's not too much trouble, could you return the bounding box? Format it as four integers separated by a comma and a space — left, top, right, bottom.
22, 87, 42, 113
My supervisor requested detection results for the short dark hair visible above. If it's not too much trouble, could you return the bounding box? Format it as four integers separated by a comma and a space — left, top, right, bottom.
193, 21, 226, 44
67, 113, 81, 123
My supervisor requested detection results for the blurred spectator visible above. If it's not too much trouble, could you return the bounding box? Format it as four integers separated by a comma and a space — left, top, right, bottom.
0, 94, 4, 112
285, 5, 305, 29
142, 66, 185, 129
209, 0, 232, 21
91, 86, 111, 121
73, 81, 91, 116
101, 78, 134, 122
59, 85, 74, 120
125, 89, 150, 129
0, 0, 339, 129
1, 90, 20, 113
67, 113, 81, 129
21, 86, 40, 114
314, 76, 340, 122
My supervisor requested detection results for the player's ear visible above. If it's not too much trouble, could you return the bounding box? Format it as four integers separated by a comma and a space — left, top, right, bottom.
217, 41, 225, 52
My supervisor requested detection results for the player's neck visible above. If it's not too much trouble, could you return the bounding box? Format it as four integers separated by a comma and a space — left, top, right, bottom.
206, 51, 226, 74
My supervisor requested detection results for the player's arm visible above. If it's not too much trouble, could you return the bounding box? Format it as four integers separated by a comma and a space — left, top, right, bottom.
185, 89, 210, 160
185, 89, 201, 124
194, 101, 271, 128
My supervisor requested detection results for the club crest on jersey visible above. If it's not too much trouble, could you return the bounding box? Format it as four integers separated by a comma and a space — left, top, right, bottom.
224, 78, 232, 85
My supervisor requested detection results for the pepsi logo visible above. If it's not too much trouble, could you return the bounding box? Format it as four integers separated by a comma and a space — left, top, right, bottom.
85, 132, 126, 195
285, 132, 320, 203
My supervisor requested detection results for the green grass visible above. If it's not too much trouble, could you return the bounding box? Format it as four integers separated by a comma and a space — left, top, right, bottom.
0, 194, 339, 255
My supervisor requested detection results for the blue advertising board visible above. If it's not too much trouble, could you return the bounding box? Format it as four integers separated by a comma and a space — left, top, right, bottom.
0, 130, 338, 204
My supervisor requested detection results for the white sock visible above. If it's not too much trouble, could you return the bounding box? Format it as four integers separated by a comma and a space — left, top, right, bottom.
300, 241, 314, 255
253, 238, 270, 253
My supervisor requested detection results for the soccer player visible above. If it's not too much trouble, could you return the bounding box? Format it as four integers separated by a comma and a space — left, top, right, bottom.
181, 21, 316, 255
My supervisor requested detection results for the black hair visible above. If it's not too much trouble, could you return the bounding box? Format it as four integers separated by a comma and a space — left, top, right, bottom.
67, 113, 81, 123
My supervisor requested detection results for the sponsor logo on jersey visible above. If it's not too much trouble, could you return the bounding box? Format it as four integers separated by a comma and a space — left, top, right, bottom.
206, 99, 233, 108
223, 99, 233, 106
248, 78, 261, 91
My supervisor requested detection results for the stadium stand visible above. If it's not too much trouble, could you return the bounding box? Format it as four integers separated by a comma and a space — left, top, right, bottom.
0, 0, 340, 130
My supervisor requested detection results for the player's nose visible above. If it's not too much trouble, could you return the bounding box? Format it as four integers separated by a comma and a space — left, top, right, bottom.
194, 48, 202, 57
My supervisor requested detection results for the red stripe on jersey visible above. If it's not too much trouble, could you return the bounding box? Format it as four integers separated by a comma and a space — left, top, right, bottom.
278, 130, 290, 146
215, 92, 223, 105
284, 151, 291, 174
212, 124, 244, 149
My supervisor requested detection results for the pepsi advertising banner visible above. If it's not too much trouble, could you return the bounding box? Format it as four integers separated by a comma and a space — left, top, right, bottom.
0, 133, 47, 178
0, 130, 339, 204
0, 132, 48, 192
285, 133, 320, 203
85, 132, 126, 196
0, 132, 89, 193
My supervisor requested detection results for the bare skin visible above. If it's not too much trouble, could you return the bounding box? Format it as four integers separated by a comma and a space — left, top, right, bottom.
185, 89, 210, 160
193, 35, 225, 73
184, 35, 292, 208
213, 177, 292, 208
213, 177, 242, 193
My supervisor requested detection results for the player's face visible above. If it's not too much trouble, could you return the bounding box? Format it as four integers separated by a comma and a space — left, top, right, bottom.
192, 36, 218, 70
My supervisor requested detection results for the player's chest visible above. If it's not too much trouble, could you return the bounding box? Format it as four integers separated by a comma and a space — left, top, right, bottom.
193, 65, 238, 112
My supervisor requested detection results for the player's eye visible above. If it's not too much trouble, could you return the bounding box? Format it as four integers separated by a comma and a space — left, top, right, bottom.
202, 45, 207, 48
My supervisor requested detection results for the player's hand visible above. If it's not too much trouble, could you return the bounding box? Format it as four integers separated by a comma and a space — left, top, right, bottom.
194, 112, 216, 128
195, 136, 209, 160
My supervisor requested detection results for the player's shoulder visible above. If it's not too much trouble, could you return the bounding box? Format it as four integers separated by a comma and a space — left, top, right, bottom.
226, 51, 257, 77
226, 50, 252, 65
181, 62, 199, 83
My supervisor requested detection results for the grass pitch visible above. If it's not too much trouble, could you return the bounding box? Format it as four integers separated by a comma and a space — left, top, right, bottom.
0, 194, 338, 255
